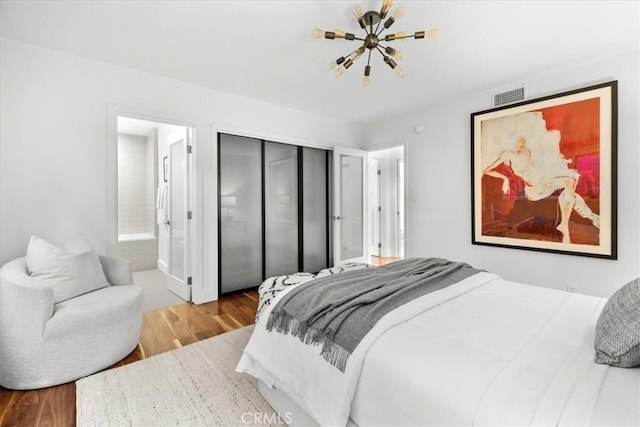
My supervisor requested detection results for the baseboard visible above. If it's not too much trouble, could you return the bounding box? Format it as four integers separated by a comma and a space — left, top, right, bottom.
157, 259, 168, 274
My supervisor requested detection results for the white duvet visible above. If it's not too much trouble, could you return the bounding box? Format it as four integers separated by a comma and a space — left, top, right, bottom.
237, 273, 640, 427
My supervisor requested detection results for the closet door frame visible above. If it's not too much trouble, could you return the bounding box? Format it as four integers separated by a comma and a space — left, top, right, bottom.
217, 132, 330, 297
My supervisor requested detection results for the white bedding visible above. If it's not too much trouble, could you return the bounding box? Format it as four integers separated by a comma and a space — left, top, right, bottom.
237, 272, 640, 426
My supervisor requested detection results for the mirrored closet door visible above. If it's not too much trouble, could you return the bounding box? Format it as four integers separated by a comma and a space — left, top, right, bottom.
218, 134, 263, 294
264, 142, 299, 278
218, 133, 330, 295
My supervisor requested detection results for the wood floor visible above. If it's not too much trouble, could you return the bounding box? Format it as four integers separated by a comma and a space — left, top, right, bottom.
370, 255, 402, 266
0, 290, 259, 427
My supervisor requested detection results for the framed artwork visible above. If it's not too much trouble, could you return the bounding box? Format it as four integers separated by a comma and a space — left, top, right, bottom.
471, 81, 617, 259
163, 156, 168, 183
270, 157, 296, 224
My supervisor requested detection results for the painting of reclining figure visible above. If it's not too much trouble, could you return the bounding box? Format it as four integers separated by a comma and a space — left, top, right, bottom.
471, 82, 617, 259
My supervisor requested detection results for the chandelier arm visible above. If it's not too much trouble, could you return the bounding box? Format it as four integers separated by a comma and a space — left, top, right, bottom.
375, 23, 388, 37
373, 18, 383, 36
366, 49, 372, 67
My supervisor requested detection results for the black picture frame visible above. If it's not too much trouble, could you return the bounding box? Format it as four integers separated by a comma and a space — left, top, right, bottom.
471, 81, 617, 259
163, 156, 168, 183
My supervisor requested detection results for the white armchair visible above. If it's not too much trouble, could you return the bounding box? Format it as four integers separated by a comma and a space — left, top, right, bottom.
0, 255, 143, 390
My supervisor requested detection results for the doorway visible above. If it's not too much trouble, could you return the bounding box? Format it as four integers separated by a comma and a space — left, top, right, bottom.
367, 146, 405, 266
116, 116, 193, 310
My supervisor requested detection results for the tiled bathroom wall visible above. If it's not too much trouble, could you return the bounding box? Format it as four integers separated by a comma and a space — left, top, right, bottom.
117, 132, 159, 271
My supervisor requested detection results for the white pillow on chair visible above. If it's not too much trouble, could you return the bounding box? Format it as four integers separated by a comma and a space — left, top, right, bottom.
62, 233, 95, 254
26, 235, 110, 304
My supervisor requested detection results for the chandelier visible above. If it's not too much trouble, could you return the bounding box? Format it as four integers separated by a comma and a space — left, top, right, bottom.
312, 0, 439, 86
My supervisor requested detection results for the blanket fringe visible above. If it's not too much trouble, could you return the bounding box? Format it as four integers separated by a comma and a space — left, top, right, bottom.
266, 311, 351, 372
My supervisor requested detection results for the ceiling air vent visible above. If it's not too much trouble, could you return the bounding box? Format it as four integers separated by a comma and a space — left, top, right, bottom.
493, 86, 526, 107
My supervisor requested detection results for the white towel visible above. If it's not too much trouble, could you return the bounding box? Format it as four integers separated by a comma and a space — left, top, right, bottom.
156, 184, 168, 225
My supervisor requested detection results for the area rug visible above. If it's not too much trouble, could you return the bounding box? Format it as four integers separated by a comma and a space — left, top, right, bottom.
76, 325, 282, 426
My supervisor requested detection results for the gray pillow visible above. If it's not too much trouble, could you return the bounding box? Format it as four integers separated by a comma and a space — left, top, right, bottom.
594, 278, 640, 368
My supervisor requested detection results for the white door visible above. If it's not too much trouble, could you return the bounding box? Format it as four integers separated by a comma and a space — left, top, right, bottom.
167, 135, 191, 301
333, 146, 367, 265
368, 159, 381, 257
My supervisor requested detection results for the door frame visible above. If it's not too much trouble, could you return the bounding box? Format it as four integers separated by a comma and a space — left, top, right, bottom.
366, 143, 407, 260
106, 104, 198, 299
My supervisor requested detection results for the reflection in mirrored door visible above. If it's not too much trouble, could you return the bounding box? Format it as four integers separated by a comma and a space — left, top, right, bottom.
264, 142, 298, 278
302, 147, 328, 273
218, 134, 263, 293
218, 133, 331, 296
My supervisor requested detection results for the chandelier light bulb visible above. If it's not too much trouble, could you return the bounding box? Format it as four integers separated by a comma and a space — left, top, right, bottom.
385, 46, 404, 61
353, 4, 366, 28
362, 65, 371, 87
384, 55, 398, 70
383, 6, 405, 28
425, 28, 440, 39
335, 58, 353, 77
352, 4, 363, 19
351, 46, 366, 61
385, 31, 407, 41
391, 6, 406, 20
394, 66, 405, 79
380, 0, 394, 18
312, 28, 325, 39
329, 56, 346, 70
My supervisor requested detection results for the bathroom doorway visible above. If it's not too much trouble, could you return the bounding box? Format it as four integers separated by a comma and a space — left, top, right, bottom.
367, 145, 405, 266
116, 116, 193, 310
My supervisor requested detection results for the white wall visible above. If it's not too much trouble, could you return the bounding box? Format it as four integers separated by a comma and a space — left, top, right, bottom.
0, 38, 362, 303
362, 51, 640, 298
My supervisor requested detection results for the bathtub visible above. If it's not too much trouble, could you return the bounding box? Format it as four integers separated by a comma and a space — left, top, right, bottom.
118, 233, 159, 271
118, 232, 156, 243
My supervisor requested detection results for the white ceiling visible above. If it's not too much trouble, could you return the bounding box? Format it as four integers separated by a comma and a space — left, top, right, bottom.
1, 1, 638, 124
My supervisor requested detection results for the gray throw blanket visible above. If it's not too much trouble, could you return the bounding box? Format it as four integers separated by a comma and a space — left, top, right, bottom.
266, 257, 480, 371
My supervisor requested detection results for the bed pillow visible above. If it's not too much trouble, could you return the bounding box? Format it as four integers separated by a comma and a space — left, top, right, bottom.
594, 278, 640, 368
26, 235, 110, 304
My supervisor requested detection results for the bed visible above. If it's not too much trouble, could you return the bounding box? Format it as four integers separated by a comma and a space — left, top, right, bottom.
237, 258, 640, 426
